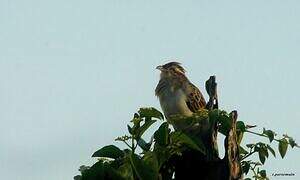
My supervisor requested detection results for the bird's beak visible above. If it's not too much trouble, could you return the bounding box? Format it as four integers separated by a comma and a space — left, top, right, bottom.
156, 65, 163, 71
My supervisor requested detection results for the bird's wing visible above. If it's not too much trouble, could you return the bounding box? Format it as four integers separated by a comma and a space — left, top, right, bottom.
155, 79, 167, 96
184, 82, 206, 112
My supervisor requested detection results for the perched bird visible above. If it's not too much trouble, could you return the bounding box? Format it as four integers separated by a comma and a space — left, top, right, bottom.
155, 62, 206, 121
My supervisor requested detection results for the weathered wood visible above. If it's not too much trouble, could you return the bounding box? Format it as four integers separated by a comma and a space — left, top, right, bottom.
205, 75, 219, 160
224, 111, 243, 180
205, 75, 218, 110
173, 76, 243, 180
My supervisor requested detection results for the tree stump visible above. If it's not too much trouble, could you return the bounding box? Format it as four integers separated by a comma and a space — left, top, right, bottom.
174, 76, 243, 180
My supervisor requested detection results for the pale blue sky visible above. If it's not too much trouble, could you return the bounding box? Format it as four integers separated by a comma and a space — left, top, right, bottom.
0, 0, 299, 179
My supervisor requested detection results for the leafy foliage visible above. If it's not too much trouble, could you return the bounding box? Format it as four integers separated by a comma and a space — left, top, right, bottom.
92, 145, 124, 159
239, 127, 299, 179
74, 107, 298, 180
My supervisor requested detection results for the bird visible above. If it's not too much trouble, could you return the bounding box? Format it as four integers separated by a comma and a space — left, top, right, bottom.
155, 62, 206, 122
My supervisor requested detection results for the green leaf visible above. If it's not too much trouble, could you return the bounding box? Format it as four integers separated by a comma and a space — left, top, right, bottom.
236, 121, 246, 132
130, 153, 158, 180
262, 145, 269, 158
278, 138, 288, 158
246, 143, 255, 149
118, 162, 134, 180
216, 110, 231, 135
134, 113, 139, 118
258, 150, 266, 164
81, 161, 104, 180
92, 145, 124, 159
254, 143, 268, 164
263, 128, 275, 143
239, 146, 248, 155
137, 119, 156, 138
259, 170, 267, 178
78, 165, 90, 174
131, 117, 142, 126
143, 152, 159, 174
288, 137, 297, 148
153, 144, 170, 168
102, 163, 125, 180
127, 125, 133, 134
254, 144, 260, 152
171, 132, 206, 155
267, 145, 276, 157
73, 175, 81, 180
154, 122, 169, 146
252, 162, 262, 166
137, 138, 151, 151
242, 161, 250, 175
283, 134, 298, 148
138, 107, 164, 120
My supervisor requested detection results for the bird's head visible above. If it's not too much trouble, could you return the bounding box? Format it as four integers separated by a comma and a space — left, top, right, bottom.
156, 62, 186, 78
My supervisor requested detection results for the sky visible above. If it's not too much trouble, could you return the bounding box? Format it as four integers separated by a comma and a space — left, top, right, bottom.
0, 0, 299, 179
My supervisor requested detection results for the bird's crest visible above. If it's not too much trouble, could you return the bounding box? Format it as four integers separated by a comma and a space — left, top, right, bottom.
162, 61, 186, 73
